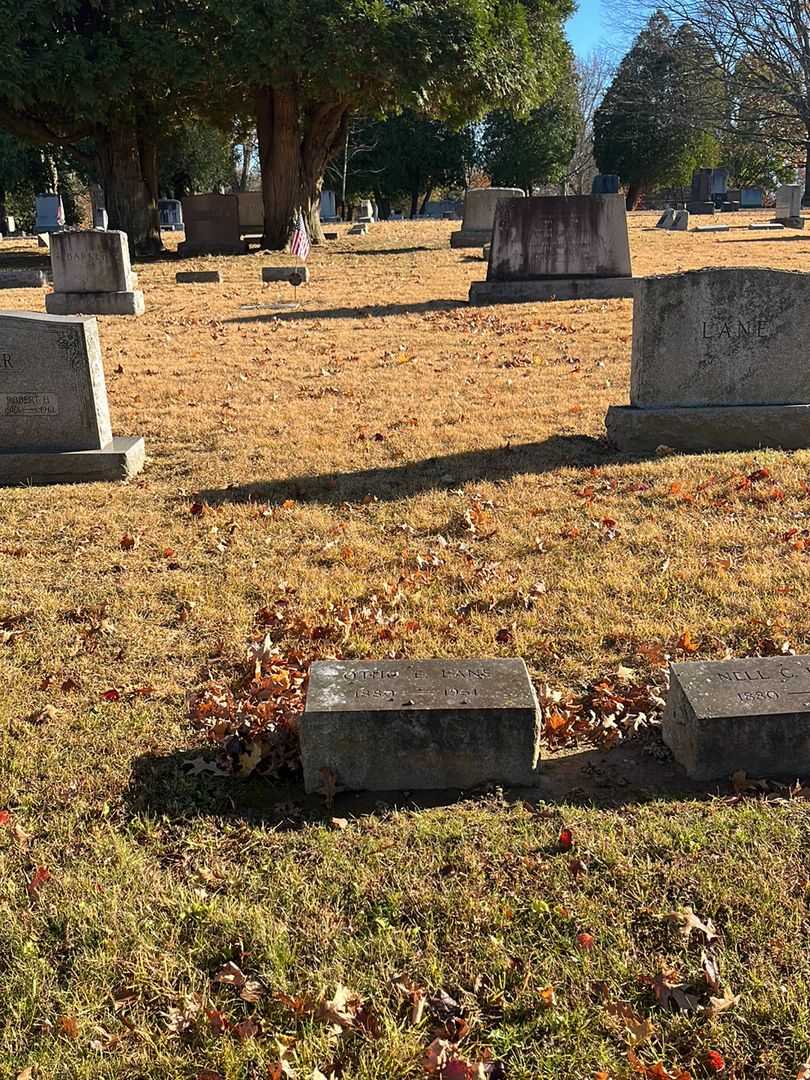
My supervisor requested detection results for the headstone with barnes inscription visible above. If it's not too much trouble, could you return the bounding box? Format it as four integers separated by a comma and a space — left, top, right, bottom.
46, 230, 144, 316
451, 188, 524, 249
301, 659, 541, 792
0, 311, 145, 483
606, 268, 810, 452
469, 194, 634, 304
664, 655, 810, 780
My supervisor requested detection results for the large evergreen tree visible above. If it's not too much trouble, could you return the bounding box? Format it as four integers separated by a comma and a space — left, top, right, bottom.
0, 0, 204, 253
481, 56, 579, 193
593, 12, 722, 206
203, 0, 575, 248
343, 113, 475, 218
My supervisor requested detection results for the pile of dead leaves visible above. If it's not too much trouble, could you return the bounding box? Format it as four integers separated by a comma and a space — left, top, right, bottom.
540, 673, 667, 750
187, 634, 307, 776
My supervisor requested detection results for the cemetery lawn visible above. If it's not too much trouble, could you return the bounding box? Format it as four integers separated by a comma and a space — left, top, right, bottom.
2, 214, 810, 1079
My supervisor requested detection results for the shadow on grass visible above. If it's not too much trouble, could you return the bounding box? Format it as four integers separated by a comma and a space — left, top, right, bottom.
341, 245, 444, 257
124, 738, 712, 827
225, 297, 467, 324
194, 435, 628, 508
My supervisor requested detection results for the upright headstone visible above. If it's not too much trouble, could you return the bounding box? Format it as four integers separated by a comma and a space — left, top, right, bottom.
469, 194, 634, 304
235, 191, 264, 237
741, 188, 764, 209
711, 168, 729, 198
4, 216, 15, 235
687, 168, 715, 214
357, 199, 374, 223
606, 268, 810, 452
35, 194, 65, 233
300, 659, 541, 792
656, 208, 675, 229
591, 174, 620, 195
45, 230, 144, 316
664, 655, 810, 780
320, 189, 338, 222
177, 194, 247, 257
158, 199, 184, 231
774, 184, 803, 228
671, 209, 689, 231
451, 188, 524, 249
0, 311, 144, 483
93, 208, 108, 230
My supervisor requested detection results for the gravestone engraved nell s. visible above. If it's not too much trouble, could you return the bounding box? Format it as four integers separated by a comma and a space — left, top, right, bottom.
664, 655, 810, 780
301, 658, 541, 792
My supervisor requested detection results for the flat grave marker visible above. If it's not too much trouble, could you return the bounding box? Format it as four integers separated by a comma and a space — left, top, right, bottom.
301, 658, 541, 792
176, 270, 223, 284
664, 655, 810, 780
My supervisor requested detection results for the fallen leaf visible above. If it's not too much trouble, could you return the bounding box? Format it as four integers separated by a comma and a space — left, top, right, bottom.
539, 985, 555, 1008
558, 827, 574, 852
234, 1016, 260, 1040
27, 865, 51, 897
705, 1050, 725, 1072
705, 986, 740, 1018
119, 533, 138, 550
668, 906, 717, 943
701, 951, 721, 993
213, 961, 247, 989
645, 969, 700, 1012
58, 1015, 79, 1038
577, 932, 594, 950
330, 817, 348, 831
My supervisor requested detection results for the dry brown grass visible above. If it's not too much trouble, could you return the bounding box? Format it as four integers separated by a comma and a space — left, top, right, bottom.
3, 212, 810, 1078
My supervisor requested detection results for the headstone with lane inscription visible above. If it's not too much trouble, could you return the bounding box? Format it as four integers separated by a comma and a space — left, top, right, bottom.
0, 311, 145, 483
606, 267, 810, 452
664, 655, 810, 780
301, 658, 541, 792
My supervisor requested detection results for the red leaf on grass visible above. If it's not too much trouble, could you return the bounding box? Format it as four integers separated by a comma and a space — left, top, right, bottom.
27, 865, 50, 897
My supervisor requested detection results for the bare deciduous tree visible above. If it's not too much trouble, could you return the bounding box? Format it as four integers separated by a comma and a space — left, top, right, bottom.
565, 49, 613, 194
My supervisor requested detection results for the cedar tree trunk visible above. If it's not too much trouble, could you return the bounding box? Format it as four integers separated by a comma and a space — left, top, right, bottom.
95, 125, 162, 256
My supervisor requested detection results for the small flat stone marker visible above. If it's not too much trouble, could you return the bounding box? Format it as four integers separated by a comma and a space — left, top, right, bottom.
0, 270, 47, 289
262, 266, 309, 285
176, 270, 223, 283
301, 658, 541, 792
749, 222, 784, 231
695, 224, 730, 233
323, 231, 339, 240
664, 655, 810, 780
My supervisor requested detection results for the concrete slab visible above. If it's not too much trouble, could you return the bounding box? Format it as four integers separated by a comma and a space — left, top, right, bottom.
175, 270, 223, 283
605, 403, 810, 453
469, 277, 634, 305
0, 270, 47, 289
45, 291, 145, 316
0, 436, 145, 485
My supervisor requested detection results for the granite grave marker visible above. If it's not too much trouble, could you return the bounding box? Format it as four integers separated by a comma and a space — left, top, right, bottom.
451, 188, 524, 249
664, 655, 810, 780
469, 194, 634, 304
46, 230, 144, 316
301, 658, 541, 792
0, 311, 144, 482
606, 267, 810, 452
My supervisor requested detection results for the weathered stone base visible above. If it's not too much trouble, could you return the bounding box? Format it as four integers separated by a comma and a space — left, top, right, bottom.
0, 436, 145, 485
451, 229, 491, 249
469, 277, 635, 305
176, 270, 222, 283
606, 403, 810, 453
177, 241, 248, 257
774, 217, 805, 229
46, 290, 145, 316
0, 270, 47, 288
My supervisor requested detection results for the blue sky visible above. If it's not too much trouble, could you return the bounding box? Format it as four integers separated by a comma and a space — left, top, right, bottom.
566, 0, 609, 57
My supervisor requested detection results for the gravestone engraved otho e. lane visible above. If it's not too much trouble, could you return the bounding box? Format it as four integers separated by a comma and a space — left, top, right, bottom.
0, 311, 144, 483
664, 655, 810, 780
301, 659, 541, 792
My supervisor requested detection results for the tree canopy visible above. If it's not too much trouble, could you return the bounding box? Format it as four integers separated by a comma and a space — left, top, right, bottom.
593, 12, 722, 205
481, 56, 579, 193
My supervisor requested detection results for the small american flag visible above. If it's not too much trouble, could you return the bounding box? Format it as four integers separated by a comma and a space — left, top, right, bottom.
290, 209, 311, 261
